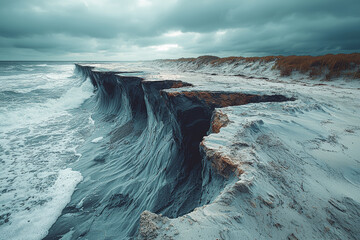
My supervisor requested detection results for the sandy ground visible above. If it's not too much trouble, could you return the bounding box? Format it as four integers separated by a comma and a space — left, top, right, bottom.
137, 61, 360, 240
76, 61, 360, 239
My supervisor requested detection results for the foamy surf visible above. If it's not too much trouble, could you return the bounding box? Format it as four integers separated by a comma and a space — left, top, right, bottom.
45, 78, 94, 111
0, 75, 93, 130
0, 169, 83, 240
91, 137, 103, 143
0, 62, 95, 240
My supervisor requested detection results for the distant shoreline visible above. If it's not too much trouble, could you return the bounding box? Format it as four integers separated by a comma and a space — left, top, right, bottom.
160, 53, 360, 80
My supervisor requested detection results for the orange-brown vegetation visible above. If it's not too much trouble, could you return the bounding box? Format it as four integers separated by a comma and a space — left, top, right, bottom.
274, 53, 360, 79
167, 53, 360, 80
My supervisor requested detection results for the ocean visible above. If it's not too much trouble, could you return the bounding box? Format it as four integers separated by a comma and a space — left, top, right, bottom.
0, 62, 93, 239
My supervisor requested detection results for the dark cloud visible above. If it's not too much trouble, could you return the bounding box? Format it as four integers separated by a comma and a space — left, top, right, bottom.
0, 0, 359, 60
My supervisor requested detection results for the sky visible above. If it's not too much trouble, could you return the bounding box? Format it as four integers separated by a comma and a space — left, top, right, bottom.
0, 0, 359, 61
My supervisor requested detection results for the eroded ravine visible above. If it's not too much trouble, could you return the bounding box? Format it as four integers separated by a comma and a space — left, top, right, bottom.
44, 64, 294, 239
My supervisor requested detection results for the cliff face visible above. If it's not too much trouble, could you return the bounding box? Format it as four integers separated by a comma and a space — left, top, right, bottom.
44, 64, 292, 239
47, 62, 360, 240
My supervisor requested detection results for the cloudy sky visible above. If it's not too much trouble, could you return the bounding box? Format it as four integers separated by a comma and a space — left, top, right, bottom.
0, 0, 359, 60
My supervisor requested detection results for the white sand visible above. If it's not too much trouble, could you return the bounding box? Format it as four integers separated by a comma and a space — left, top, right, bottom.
137, 60, 360, 239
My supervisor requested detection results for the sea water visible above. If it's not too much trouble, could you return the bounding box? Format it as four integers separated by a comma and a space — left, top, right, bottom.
0, 62, 92, 239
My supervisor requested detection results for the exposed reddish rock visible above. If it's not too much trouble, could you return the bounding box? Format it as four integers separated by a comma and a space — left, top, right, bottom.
171, 81, 190, 89
167, 90, 292, 177
200, 141, 244, 177
207, 150, 238, 177
166, 90, 292, 108
211, 152, 238, 177
166, 91, 259, 108
211, 111, 230, 133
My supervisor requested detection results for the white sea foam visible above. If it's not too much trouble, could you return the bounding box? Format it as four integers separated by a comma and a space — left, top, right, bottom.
45, 79, 94, 111
0, 169, 83, 240
0, 65, 73, 94
0, 78, 93, 130
0, 63, 94, 240
89, 116, 95, 125
91, 136, 103, 143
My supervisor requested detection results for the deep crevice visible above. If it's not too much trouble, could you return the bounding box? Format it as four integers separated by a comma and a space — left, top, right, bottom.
80, 62, 295, 225
45, 64, 295, 239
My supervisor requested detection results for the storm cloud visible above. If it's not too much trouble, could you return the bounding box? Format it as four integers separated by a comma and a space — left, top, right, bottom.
0, 0, 359, 60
